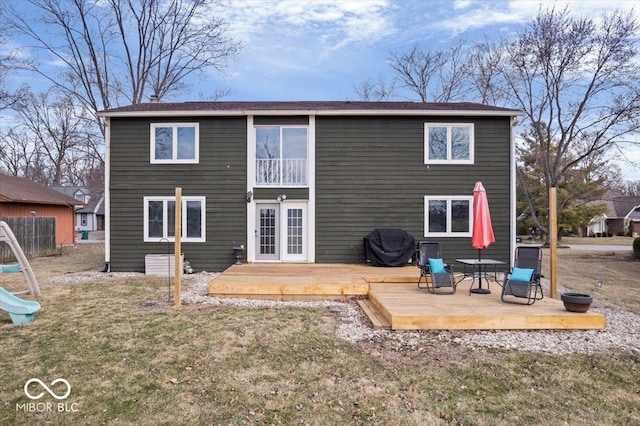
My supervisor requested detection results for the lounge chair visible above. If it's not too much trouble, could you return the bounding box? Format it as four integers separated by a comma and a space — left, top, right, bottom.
417, 242, 456, 294
417, 242, 442, 289
501, 246, 543, 305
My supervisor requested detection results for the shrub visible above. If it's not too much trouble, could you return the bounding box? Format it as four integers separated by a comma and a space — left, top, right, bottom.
633, 237, 640, 259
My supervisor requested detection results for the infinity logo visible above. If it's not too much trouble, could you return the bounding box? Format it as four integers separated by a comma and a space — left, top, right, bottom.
24, 378, 72, 400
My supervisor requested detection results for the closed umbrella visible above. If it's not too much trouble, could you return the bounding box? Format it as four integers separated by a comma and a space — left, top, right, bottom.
472, 181, 495, 260
470, 181, 496, 294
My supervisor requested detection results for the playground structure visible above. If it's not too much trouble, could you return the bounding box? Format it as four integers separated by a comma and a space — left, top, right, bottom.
0, 220, 40, 296
0, 221, 41, 324
0, 287, 41, 324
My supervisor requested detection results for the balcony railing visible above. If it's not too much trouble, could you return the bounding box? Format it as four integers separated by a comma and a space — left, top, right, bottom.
256, 158, 307, 186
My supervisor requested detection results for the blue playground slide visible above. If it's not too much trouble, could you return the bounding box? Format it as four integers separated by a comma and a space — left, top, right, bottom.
0, 264, 21, 273
0, 287, 41, 324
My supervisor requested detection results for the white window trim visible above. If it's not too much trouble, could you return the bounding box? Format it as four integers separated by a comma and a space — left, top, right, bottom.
254, 124, 309, 187
143, 196, 206, 242
424, 123, 474, 164
150, 123, 199, 164
424, 195, 473, 237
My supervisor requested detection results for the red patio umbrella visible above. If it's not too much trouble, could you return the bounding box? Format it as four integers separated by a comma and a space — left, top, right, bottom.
472, 181, 495, 260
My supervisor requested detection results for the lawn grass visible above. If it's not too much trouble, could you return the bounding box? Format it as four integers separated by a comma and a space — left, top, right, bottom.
518, 235, 635, 247
1, 243, 639, 425
561, 235, 636, 246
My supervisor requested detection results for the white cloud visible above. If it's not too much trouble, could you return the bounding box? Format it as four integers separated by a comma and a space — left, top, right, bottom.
417, 0, 639, 37
210, 0, 395, 53
453, 0, 473, 10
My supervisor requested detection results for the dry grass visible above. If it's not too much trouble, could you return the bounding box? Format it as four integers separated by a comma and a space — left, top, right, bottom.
1, 243, 639, 425
561, 236, 635, 246
542, 248, 640, 313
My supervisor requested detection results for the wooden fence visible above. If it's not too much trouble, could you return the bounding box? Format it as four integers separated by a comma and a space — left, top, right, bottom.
0, 217, 57, 262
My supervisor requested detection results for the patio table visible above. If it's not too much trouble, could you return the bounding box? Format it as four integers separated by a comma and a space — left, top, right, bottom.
455, 258, 506, 295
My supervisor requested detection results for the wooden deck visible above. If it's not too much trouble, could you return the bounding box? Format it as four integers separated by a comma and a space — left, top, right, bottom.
208, 263, 605, 330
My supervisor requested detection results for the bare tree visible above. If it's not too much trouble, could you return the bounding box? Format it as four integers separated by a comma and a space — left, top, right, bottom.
437, 39, 471, 102
387, 40, 470, 102
613, 180, 640, 197
0, 129, 49, 182
388, 44, 447, 102
0, 1, 29, 111
466, 38, 508, 106
504, 8, 640, 188
352, 74, 397, 101
504, 8, 640, 233
11, 90, 101, 186
9, 0, 240, 131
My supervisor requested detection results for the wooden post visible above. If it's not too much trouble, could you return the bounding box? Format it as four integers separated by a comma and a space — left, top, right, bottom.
549, 186, 558, 299
174, 187, 182, 307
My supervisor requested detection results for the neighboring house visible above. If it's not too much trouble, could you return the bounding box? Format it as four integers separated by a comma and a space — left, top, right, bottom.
98, 101, 522, 272
587, 191, 640, 237
0, 174, 83, 246
51, 186, 105, 231
628, 206, 640, 237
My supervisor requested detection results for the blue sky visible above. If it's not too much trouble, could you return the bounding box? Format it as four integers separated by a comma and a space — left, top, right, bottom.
4, 0, 640, 179
201, 0, 638, 102
186, 0, 640, 179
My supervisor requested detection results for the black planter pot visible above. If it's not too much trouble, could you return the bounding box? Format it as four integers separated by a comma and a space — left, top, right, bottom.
561, 292, 593, 313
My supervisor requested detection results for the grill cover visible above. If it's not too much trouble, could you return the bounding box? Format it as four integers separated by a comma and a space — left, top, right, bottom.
363, 228, 415, 267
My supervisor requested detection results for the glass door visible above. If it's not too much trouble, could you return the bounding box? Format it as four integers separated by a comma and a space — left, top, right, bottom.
282, 202, 307, 261
256, 204, 279, 261
255, 202, 307, 261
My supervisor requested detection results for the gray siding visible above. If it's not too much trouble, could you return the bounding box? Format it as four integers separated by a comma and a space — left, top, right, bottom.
315, 116, 512, 265
253, 188, 309, 200
109, 112, 513, 271
109, 116, 247, 272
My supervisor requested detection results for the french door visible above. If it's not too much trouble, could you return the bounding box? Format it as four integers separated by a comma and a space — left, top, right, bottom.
255, 202, 307, 261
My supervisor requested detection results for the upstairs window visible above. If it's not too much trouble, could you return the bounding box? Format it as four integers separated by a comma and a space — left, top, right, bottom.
424, 196, 473, 237
424, 123, 473, 164
151, 123, 199, 163
74, 190, 87, 203
255, 126, 308, 186
144, 196, 206, 242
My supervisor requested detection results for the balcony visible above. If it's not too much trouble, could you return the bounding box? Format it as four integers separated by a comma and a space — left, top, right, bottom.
256, 158, 307, 186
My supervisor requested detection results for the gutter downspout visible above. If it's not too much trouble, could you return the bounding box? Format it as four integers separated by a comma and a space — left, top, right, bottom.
102, 117, 111, 272
510, 115, 518, 267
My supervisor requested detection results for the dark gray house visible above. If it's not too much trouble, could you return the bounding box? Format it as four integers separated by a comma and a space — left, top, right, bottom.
98, 101, 522, 272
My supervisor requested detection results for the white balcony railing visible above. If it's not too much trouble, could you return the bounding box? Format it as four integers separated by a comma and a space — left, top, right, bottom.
256, 158, 307, 186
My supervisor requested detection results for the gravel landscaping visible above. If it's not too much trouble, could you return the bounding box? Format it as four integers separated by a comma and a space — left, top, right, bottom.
44, 271, 640, 355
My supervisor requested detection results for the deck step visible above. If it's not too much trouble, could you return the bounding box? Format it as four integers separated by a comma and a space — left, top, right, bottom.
357, 299, 391, 329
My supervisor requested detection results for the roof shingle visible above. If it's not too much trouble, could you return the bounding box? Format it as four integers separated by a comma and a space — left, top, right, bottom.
0, 174, 83, 206
99, 100, 523, 116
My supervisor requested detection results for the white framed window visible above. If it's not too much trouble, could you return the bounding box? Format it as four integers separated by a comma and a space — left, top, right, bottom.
255, 126, 308, 186
424, 196, 473, 237
424, 123, 474, 164
150, 123, 199, 163
143, 196, 206, 242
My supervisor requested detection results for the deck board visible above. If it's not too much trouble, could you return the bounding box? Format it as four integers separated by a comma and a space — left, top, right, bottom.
368, 283, 605, 330
208, 263, 605, 330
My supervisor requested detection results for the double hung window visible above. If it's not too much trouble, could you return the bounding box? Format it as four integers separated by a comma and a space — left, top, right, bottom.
151, 123, 199, 163
144, 196, 206, 242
